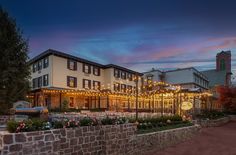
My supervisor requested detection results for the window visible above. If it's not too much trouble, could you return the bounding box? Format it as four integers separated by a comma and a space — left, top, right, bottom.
127, 85, 132, 93
33, 63, 37, 73
67, 59, 77, 70
127, 73, 132, 81
69, 97, 74, 108
121, 72, 126, 79
38, 60, 42, 71
83, 64, 91, 74
121, 84, 126, 92
32, 78, 38, 88
220, 59, 226, 70
93, 81, 101, 90
38, 76, 42, 88
114, 83, 120, 91
83, 79, 91, 89
114, 69, 120, 78
43, 74, 49, 86
67, 76, 77, 87
93, 67, 100, 76
43, 57, 49, 68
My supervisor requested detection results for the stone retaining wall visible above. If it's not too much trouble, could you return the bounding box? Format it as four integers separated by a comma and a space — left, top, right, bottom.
0, 124, 200, 155
131, 125, 200, 155
196, 117, 230, 127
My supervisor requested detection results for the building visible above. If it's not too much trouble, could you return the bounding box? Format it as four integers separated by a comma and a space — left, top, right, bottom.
29, 49, 143, 111
143, 67, 209, 91
202, 51, 232, 88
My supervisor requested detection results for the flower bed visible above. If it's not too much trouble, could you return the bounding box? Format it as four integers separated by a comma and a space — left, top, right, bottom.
130, 115, 193, 134
7, 116, 128, 133
195, 110, 225, 120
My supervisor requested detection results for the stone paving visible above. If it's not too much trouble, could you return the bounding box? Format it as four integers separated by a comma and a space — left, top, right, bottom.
149, 121, 236, 155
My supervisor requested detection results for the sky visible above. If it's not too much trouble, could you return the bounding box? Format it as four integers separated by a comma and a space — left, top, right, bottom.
1, 0, 236, 81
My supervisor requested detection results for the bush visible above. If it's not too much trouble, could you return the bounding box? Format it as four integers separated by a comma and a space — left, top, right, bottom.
51, 121, 64, 129
79, 117, 98, 126
196, 110, 225, 120
7, 120, 18, 133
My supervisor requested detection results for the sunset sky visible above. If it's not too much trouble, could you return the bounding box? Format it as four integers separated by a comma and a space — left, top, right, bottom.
1, 0, 236, 81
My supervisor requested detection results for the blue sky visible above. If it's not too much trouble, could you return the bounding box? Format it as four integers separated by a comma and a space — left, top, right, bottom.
1, 0, 236, 81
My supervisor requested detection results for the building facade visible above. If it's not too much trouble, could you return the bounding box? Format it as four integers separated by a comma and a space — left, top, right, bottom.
29, 49, 143, 111
143, 67, 209, 91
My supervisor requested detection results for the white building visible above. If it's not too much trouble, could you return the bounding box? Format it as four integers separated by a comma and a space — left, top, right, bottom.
29, 49, 143, 111
143, 67, 209, 91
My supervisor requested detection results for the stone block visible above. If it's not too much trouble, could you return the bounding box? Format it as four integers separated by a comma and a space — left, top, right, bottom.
15, 134, 26, 142
9, 144, 22, 152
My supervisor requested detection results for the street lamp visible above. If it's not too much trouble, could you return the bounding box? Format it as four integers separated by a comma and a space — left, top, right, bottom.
135, 74, 139, 121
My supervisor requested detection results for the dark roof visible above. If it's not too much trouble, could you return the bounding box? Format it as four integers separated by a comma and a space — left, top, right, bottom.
29, 49, 142, 75
216, 50, 231, 56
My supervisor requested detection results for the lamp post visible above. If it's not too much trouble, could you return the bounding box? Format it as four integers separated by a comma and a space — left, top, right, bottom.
135, 74, 139, 121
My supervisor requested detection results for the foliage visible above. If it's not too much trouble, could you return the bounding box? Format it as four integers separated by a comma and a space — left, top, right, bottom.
196, 110, 225, 120
51, 121, 64, 129
6, 120, 18, 133
217, 86, 236, 113
64, 120, 78, 128
101, 116, 128, 125
137, 121, 193, 134
50, 108, 81, 113
62, 100, 69, 111
79, 117, 98, 126
0, 7, 30, 114
135, 115, 184, 130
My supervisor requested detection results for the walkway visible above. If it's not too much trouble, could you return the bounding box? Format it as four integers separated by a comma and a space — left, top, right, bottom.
149, 121, 236, 155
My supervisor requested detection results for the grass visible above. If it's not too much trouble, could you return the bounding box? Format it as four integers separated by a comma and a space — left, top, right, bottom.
137, 122, 194, 134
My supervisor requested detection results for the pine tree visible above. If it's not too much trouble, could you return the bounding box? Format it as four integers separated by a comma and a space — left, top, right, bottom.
0, 7, 30, 114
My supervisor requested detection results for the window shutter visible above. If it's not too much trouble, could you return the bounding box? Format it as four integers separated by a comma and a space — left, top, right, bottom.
83, 79, 85, 88
74, 61, 77, 70
88, 65, 91, 74
83, 64, 85, 73
89, 80, 91, 89
67, 76, 69, 87
98, 68, 100, 76
67, 60, 70, 69
74, 77, 77, 87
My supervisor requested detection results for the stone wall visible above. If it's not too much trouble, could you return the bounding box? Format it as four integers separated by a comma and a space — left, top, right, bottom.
0, 124, 200, 155
196, 117, 230, 127
131, 125, 200, 155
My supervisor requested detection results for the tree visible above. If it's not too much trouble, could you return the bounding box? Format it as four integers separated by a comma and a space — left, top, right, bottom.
217, 86, 236, 114
0, 7, 30, 114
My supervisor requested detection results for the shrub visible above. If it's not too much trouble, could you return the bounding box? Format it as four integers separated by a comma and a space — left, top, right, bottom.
51, 121, 64, 129
64, 120, 78, 128
79, 117, 97, 126
7, 120, 18, 133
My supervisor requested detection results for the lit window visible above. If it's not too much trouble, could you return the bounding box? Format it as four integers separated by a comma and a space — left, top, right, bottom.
83, 79, 91, 89
69, 97, 74, 108
67, 76, 77, 87
93, 81, 101, 90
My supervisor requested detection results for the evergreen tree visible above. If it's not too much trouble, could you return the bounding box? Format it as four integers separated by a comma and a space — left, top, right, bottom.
0, 7, 30, 114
